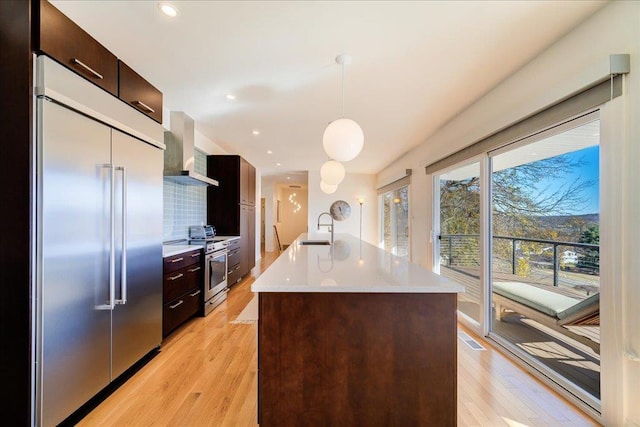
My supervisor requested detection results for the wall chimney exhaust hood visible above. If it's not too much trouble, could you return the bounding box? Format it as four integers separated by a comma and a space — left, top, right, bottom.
163, 111, 218, 186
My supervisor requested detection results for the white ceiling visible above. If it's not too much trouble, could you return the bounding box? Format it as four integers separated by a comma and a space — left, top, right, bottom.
51, 0, 605, 180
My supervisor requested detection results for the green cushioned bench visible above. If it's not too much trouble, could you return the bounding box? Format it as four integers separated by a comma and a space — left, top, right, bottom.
492, 281, 600, 353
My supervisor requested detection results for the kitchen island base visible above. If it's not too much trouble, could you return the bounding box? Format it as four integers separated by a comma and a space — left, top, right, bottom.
258, 292, 457, 426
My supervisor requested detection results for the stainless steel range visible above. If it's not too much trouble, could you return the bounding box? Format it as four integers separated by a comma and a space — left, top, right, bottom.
189, 226, 229, 315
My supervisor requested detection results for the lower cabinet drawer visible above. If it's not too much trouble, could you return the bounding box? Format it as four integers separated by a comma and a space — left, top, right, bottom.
163, 288, 201, 337
228, 263, 242, 286
164, 264, 201, 302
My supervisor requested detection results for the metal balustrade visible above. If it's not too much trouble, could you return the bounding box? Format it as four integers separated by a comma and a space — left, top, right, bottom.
439, 234, 600, 296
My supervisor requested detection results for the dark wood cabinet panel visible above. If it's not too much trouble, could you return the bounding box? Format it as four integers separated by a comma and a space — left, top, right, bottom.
207, 155, 242, 235
35, 2, 163, 120
162, 287, 201, 337
238, 157, 256, 205
238, 205, 256, 278
207, 155, 256, 281
247, 161, 256, 204
226, 239, 242, 286
163, 249, 203, 337
227, 264, 242, 286
227, 247, 241, 269
118, 61, 163, 123
247, 205, 256, 271
1, 1, 33, 421
239, 205, 250, 277
163, 250, 201, 274
36, 0, 118, 96
259, 293, 457, 426
163, 264, 202, 302
227, 238, 240, 251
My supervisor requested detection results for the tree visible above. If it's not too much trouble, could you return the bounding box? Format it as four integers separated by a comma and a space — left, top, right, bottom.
439, 177, 480, 235
577, 224, 599, 271
439, 177, 480, 267
492, 155, 596, 238
579, 224, 599, 245
439, 153, 597, 275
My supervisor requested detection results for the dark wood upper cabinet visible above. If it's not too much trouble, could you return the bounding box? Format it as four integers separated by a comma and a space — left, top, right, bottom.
118, 61, 163, 123
35, 0, 118, 96
208, 155, 242, 235
247, 161, 256, 205
34, 1, 162, 121
207, 155, 256, 221
240, 157, 250, 205
207, 155, 256, 281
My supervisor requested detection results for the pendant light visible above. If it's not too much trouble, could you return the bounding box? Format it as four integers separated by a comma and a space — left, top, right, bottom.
323, 54, 364, 162
320, 181, 338, 194
320, 159, 345, 186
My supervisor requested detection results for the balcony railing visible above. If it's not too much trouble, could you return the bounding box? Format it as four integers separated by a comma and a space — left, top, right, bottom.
439, 234, 599, 296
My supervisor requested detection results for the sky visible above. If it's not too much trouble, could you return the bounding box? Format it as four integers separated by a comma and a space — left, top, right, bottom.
532, 145, 599, 215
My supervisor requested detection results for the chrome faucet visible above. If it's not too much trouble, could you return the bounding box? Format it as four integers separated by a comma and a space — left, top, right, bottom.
317, 212, 334, 244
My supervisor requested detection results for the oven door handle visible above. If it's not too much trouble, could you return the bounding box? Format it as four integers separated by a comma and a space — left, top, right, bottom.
208, 249, 229, 258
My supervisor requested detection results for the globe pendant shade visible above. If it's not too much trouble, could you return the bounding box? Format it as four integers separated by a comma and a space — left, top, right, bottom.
320, 160, 345, 186
322, 118, 364, 162
320, 181, 338, 194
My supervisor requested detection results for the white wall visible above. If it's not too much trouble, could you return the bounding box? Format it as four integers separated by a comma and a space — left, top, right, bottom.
376, 2, 639, 424
307, 171, 377, 245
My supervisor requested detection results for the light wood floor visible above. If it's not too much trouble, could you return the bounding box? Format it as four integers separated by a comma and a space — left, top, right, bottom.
444, 266, 601, 399
79, 251, 599, 426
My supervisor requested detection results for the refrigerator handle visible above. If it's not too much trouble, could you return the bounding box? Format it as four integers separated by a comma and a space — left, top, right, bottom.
115, 166, 127, 305
96, 164, 116, 310
105, 164, 116, 310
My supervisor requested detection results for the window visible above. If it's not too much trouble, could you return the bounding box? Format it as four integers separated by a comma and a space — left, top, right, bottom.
379, 184, 410, 256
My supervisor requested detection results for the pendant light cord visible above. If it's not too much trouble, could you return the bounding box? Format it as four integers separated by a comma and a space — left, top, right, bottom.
341, 61, 345, 118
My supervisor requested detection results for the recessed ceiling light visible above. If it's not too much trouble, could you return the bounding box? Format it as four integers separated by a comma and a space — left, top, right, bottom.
158, 2, 179, 17
225, 94, 236, 100
276, 163, 281, 166
287, 176, 291, 180
252, 130, 260, 135
267, 150, 273, 154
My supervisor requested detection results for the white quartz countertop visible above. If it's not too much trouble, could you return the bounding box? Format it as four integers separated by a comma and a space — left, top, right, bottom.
162, 244, 202, 258
215, 235, 240, 241
251, 233, 464, 293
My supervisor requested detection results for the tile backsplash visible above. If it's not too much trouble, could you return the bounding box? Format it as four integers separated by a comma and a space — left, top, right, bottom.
163, 148, 207, 242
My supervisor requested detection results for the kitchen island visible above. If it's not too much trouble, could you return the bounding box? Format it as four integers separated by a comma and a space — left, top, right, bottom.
251, 234, 464, 426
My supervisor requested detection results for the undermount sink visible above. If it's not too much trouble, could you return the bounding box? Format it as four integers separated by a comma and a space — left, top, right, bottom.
300, 240, 331, 246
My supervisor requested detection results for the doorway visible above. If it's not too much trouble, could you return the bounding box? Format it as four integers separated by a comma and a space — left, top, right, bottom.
261, 198, 265, 252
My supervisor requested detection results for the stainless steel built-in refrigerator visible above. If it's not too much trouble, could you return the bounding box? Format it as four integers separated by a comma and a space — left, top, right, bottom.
34, 56, 164, 426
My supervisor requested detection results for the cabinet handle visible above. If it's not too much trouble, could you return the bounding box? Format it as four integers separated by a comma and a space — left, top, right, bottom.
71, 58, 104, 79
189, 290, 201, 297
132, 100, 155, 113
170, 257, 184, 263
168, 273, 184, 281
191, 253, 200, 258
188, 266, 201, 273
169, 300, 184, 309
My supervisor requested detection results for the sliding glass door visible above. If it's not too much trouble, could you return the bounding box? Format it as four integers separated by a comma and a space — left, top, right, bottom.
432, 113, 601, 406
434, 161, 482, 324
490, 117, 601, 403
